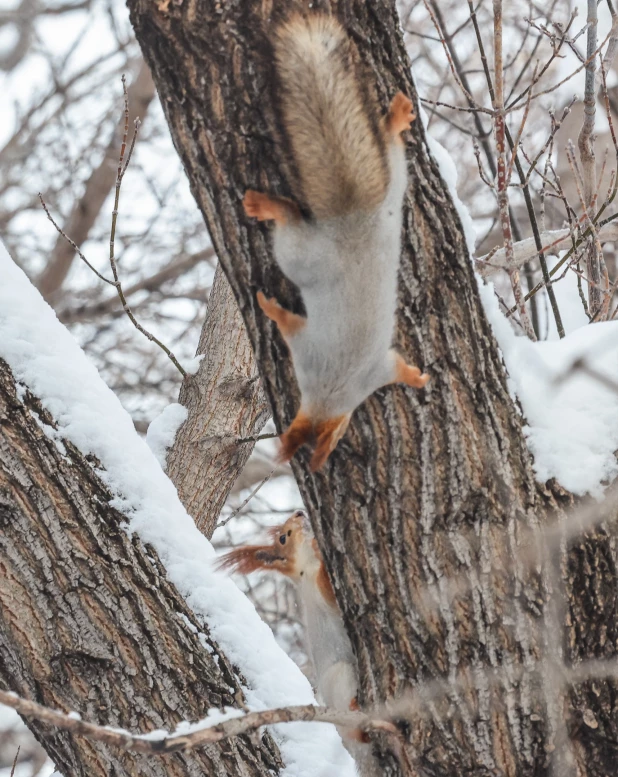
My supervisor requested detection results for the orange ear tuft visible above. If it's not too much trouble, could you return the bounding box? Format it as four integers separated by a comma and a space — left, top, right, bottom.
279, 411, 314, 463
310, 415, 351, 471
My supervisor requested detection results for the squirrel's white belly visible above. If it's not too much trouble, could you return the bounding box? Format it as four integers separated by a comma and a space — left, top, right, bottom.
275, 167, 406, 420
289, 253, 399, 418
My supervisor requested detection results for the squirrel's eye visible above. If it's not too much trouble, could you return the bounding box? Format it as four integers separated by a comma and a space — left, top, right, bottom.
279, 535, 286, 545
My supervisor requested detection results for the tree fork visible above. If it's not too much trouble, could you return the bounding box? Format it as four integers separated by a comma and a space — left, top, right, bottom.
124, 0, 617, 774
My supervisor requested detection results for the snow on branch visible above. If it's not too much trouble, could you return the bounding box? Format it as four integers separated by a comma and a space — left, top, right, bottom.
476, 222, 618, 278
0, 690, 393, 755
0, 240, 356, 777
5, 649, 618, 758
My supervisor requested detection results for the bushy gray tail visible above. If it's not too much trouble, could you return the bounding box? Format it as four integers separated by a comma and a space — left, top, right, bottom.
273, 15, 389, 219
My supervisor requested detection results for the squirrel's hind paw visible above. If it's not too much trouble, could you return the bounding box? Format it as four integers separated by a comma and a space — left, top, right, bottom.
278, 412, 314, 463
310, 414, 351, 471
257, 291, 306, 338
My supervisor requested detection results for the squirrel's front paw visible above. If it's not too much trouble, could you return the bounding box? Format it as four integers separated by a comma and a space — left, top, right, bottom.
388, 92, 415, 136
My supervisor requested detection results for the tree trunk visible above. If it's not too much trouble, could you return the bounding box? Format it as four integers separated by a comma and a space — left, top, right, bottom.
126, 1, 618, 775
0, 357, 281, 777
166, 262, 270, 537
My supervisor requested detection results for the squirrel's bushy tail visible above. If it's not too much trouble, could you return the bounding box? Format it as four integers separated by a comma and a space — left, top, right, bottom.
273, 15, 389, 219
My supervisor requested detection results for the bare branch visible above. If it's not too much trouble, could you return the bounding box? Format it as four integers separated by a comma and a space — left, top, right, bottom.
0, 690, 390, 754
492, 0, 536, 340
38, 194, 115, 287
105, 76, 187, 377
36, 61, 155, 302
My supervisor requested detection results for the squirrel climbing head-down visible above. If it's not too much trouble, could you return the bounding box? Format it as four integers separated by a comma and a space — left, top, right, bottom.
244, 14, 430, 471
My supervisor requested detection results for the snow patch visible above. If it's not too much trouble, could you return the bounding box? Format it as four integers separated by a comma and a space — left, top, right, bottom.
146, 403, 188, 468
479, 282, 618, 497
184, 354, 204, 375
0, 242, 355, 777
423, 116, 618, 497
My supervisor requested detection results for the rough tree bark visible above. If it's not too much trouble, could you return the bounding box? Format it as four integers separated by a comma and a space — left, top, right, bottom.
166, 262, 270, 537
0, 357, 281, 777
126, 1, 618, 775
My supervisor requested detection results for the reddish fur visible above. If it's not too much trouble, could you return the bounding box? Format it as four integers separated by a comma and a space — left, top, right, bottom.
217, 513, 308, 582
216, 545, 290, 576
243, 190, 300, 225
310, 415, 351, 471
393, 353, 430, 389
278, 411, 314, 463
386, 92, 415, 137
316, 560, 337, 608
257, 291, 306, 339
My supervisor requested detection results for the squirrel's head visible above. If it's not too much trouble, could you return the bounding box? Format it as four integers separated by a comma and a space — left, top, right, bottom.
216, 510, 317, 582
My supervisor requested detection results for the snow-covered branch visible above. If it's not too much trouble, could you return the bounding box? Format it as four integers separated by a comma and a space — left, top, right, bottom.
475, 222, 618, 278
0, 690, 389, 755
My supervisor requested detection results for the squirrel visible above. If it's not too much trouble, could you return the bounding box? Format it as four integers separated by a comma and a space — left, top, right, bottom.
243, 14, 430, 471
216, 511, 368, 753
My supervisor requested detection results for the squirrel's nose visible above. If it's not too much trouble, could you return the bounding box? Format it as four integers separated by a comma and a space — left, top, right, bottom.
294, 510, 306, 518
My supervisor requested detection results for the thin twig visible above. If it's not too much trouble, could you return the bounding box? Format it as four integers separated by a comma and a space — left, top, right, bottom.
523, 99, 576, 186
423, 0, 484, 109
578, 2, 603, 317
220, 467, 279, 527
505, 11, 576, 111
107, 75, 187, 377
505, 62, 536, 185
466, 0, 540, 332
235, 432, 278, 444
492, 0, 536, 340
9, 747, 20, 777
419, 97, 492, 115
518, 27, 613, 107
38, 194, 115, 287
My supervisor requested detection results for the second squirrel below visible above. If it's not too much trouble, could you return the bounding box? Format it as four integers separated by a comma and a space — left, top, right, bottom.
244, 14, 429, 470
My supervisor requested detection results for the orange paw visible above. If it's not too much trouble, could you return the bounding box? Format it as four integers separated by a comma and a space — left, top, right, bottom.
348, 698, 370, 744
257, 290, 306, 338
388, 92, 415, 136
393, 353, 430, 389
278, 412, 314, 463
243, 191, 300, 225
310, 414, 351, 471
256, 290, 280, 316
400, 365, 430, 389
243, 190, 277, 222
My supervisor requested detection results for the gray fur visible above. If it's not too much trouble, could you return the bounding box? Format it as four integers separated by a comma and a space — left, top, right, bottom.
274, 15, 388, 218
274, 141, 409, 421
